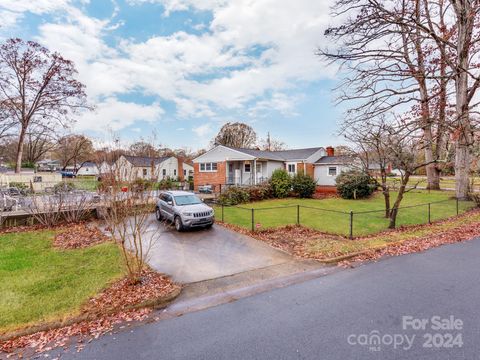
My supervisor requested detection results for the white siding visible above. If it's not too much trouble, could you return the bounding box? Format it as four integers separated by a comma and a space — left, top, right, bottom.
265, 161, 284, 177
77, 165, 99, 176
193, 145, 254, 163
314, 164, 352, 186
156, 157, 179, 179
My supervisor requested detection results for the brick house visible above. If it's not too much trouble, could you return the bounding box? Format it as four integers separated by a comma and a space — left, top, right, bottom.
192, 145, 354, 191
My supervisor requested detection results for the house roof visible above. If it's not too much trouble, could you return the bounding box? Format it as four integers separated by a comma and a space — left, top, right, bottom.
80, 161, 98, 167
228, 146, 324, 161
123, 155, 170, 167
315, 155, 355, 165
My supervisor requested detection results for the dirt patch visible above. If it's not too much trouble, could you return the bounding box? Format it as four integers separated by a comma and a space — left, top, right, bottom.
0, 270, 181, 356
53, 223, 110, 249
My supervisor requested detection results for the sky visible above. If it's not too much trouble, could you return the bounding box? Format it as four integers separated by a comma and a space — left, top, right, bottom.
0, 0, 345, 151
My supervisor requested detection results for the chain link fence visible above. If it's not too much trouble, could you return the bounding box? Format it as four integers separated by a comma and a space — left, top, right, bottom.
217, 198, 476, 238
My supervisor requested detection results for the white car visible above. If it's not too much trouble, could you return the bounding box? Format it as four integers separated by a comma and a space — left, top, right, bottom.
155, 190, 214, 231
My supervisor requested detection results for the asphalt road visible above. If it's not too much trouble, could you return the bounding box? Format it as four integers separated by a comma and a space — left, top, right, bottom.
53, 237, 480, 360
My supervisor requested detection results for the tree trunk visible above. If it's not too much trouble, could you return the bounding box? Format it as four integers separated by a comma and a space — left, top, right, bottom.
389, 173, 410, 229
15, 126, 27, 173
455, 141, 471, 199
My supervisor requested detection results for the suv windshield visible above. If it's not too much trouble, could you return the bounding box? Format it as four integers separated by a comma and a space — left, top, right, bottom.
174, 194, 202, 206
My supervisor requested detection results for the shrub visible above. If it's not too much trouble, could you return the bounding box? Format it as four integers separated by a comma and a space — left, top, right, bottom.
248, 183, 273, 201
53, 182, 76, 193
218, 186, 250, 205
270, 169, 292, 198
469, 192, 480, 207
132, 178, 153, 191
335, 170, 375, 199
156, 177, 174, 190
292, 173, 316, 198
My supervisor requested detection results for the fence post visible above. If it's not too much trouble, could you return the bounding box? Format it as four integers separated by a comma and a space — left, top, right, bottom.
456, 197, 459, 215
251, 208, 255, 232
297, 205, 300, 225
221, 203, 224, 222
349, 210, 354, 240
428, 203, 431, 224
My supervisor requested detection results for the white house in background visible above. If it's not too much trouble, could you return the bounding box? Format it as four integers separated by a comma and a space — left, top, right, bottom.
76, 161, 100, 177
192, 145, 355, 192
183, 162, 194, 179
314, 155, 356, 187
98, 160, 115, 175
115, 155, 187, 181
36, 159, 61, 172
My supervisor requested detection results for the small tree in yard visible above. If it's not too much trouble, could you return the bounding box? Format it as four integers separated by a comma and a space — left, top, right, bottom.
292, 173, 316, 198
270, 169, 292, 198
100, 142, 159, 285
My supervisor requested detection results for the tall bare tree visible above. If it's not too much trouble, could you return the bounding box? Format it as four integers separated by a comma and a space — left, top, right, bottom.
0, 38, 87, 173
55, 134, 93, 170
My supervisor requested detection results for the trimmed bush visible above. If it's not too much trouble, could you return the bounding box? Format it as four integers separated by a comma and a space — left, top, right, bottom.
248, 183, 273, 201
218, 186, 250, 205
156, 177, 174, 190
270, 169, 292, 198
292, 173, 316, 198
335, 170, 375, 199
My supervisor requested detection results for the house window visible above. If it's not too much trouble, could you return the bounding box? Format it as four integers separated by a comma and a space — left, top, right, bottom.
162, 169, 166, 176
142, 169, 147, 177
184, 169, 186, 176
244, 163, 251, 172
287, 163, 296, 175
328, 167, 337, 176
199, 162, 218, 172
174, 169, 176, 176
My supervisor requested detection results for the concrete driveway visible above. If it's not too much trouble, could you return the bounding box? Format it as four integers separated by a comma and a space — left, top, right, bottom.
140, 215, 292, 283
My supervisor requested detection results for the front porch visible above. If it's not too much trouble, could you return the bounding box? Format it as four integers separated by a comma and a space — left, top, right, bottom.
225, 160, 268, 186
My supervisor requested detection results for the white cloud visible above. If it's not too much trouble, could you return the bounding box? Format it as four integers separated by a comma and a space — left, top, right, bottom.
192, 123, 212, 137
2, 0, 337, 139
75, 98, 164, 133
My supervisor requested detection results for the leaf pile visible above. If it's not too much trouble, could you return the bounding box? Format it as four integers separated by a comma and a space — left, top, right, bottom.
82, 269, 180, 314
0, 308, 152, 357
339, 215, 480, 267
0, 270, 180, 357
53, 223, 110, 249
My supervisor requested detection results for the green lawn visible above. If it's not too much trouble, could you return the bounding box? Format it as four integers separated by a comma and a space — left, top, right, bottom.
386, 176, 480, 191
0, 230, 124, 334
216, 191, 475, 237
66, 177, 99, 191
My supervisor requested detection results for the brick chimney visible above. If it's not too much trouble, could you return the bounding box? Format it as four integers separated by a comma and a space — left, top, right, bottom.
326, 146, 335, 157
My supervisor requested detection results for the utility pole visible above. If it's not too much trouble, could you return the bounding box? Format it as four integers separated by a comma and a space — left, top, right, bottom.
267, 132, 271, 151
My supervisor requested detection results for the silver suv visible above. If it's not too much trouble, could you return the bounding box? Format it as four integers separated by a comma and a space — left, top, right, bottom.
155, 190, 214, 231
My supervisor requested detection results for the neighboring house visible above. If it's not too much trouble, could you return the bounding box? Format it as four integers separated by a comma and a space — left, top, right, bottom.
76, 162, 100, 177
98, 160, 115, 175
0, 170, 61, 192
314, 154, 356, 189
115, 155, 188, 181
182, 162, 194, 179
192, 145, 357, 191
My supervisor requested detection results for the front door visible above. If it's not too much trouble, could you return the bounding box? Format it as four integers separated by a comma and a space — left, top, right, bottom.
256, 163, 263, 183
228, 163, 234, 184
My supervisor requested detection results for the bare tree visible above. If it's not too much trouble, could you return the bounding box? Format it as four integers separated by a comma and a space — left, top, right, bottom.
129, 141, 160, 157
258, 132, 287, 151
55, 134, 94, 170
0, 38, 88, 173
213, 122, 257, 148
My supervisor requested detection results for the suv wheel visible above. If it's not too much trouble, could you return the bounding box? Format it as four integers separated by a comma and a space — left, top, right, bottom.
174, 216, 184, 232
155, 207, 162, 221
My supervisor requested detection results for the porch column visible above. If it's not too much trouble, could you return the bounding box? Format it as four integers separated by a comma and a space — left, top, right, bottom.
253, 159, 257, 185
